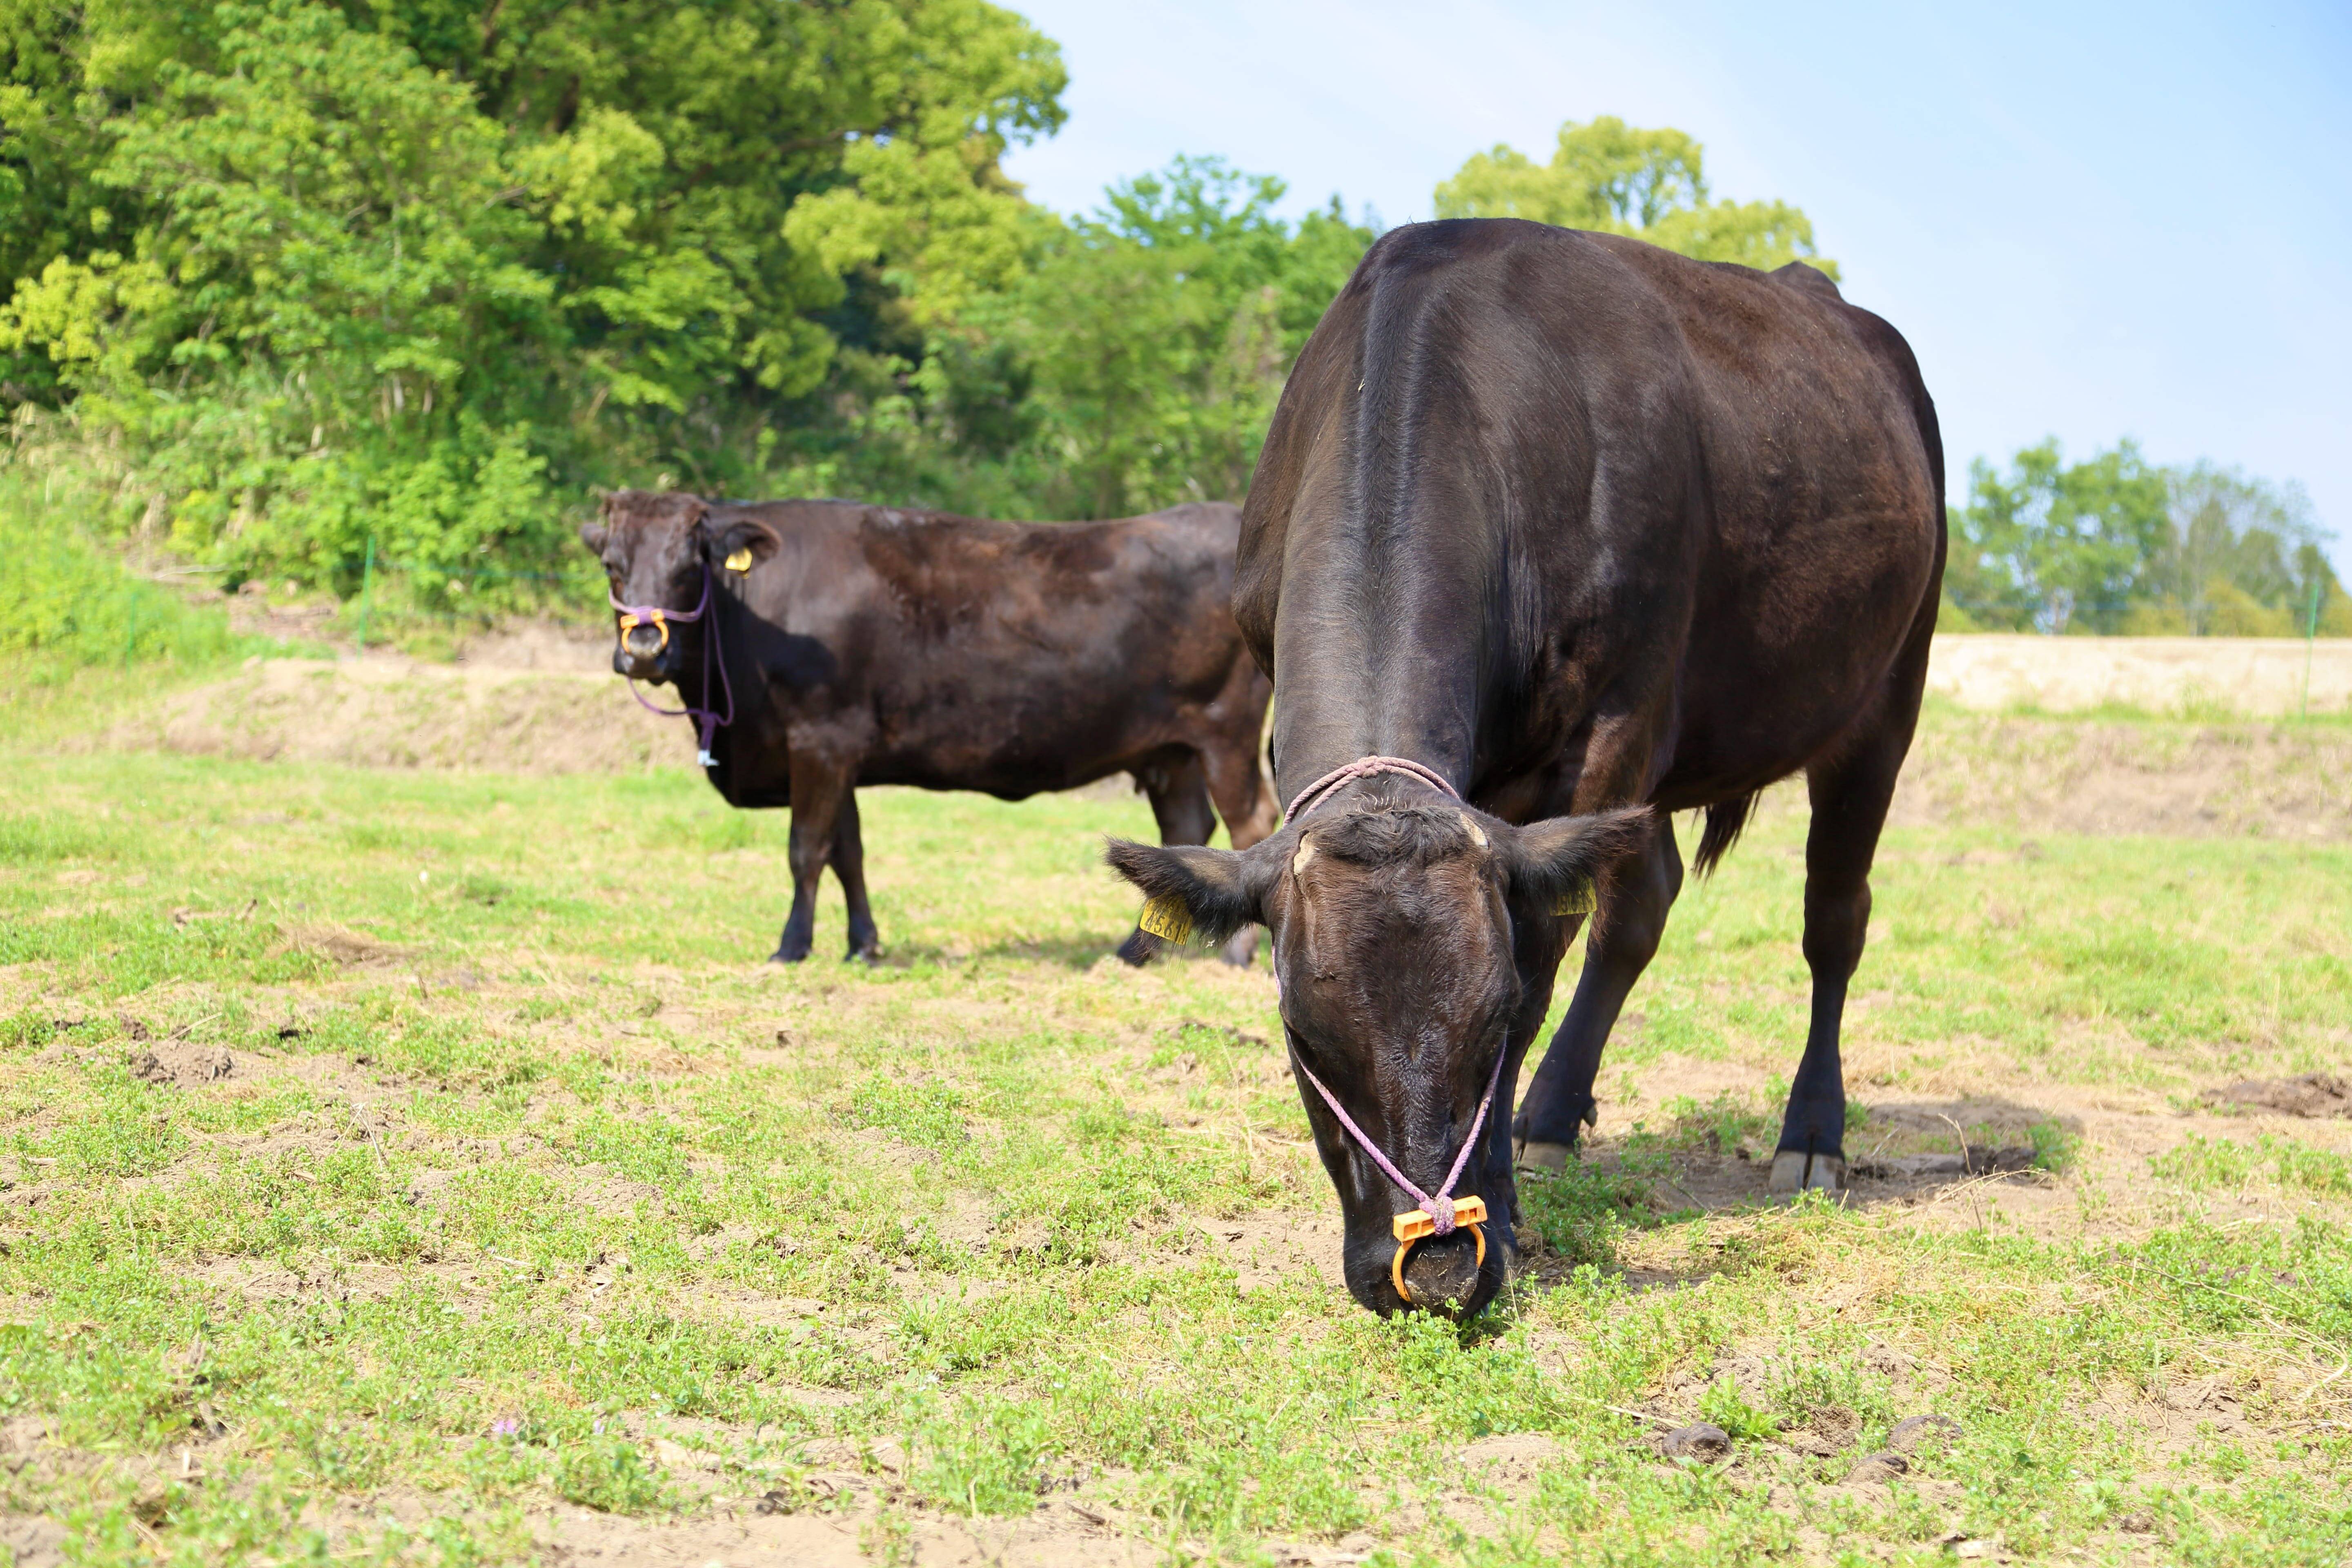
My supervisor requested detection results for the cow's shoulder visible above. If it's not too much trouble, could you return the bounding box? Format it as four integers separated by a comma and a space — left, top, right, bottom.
1768, 260, 1844, 301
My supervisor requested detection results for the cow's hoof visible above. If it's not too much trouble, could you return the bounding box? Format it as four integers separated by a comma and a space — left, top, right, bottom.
1515, 1138, 1572, 1176
844, 945, 882, 965
769, 940, 812, 965
1114, 928, 1158, 967
1768, 1150, 1846, 1194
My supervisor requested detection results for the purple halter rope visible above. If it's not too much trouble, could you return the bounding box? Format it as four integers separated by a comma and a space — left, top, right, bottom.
610, 562, 735, 767
1280, 753, 1499, 1237
1293, 1045, 1506, 1237
1284, 753, 1460, 823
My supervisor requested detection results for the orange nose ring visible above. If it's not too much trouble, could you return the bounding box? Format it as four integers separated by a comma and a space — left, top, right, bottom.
1389, 1195, 1489, 1305
618, 609, 670, 654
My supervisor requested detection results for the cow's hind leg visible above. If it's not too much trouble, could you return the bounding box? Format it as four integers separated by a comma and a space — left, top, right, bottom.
1116, 751, 1221, 966
828, 787, 881, 963
773, 754, 851, 964
1512, 819, 1683, 1174
1772, 717, 1913, 1194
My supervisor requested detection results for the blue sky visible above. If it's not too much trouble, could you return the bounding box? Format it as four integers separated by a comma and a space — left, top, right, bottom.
1000, 0, 2352, 575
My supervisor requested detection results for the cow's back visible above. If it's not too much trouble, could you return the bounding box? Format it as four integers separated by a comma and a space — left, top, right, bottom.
729, 499, 1257, 797
1585, 234, 1943, 796
1238, 218, 1943, 813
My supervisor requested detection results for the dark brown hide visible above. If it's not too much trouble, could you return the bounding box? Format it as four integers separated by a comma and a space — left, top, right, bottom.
1107, 220, 1944, 1316
592, 493, 1276, 963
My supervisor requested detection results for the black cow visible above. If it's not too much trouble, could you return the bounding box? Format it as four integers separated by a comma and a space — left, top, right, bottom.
1109, 220, 1944, 1316
587, 492, 1277, 964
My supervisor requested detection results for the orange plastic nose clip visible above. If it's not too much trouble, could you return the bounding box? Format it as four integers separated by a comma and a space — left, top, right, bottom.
1390, 1195, 1488, 1304
617, 609, 670, 654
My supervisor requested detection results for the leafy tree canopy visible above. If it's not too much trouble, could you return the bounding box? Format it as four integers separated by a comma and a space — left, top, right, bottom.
1947, 440, 2343, 637
775, 154, 1370, 525
0, 0, 1065, 589
1434, 115, 1835, 277
6, 18, 2332, 641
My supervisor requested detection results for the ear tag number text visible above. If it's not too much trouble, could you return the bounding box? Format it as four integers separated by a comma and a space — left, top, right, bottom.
1553, 883, 1597, 917
1139, 895, 1195, 943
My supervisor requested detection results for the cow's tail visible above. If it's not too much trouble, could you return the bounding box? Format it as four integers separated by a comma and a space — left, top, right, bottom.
1692, 792, 1759, 878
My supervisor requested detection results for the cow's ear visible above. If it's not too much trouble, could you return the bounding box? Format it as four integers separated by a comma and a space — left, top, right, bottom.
1500, 806, 1650, 912
579, 519, 608, 554
701, 513, 780, 572
1105, 838, 1278, 945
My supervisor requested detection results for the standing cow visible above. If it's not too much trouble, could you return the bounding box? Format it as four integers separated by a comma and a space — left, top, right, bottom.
586, 492, 1276, 964
1108, 219, 1944, 1316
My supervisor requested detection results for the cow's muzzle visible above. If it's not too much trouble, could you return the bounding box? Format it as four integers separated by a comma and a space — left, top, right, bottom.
1341, 1216, 1500, 1318
1392, 1196, 1488, 1305
619, 610, 669, 659
613, 611, 675, 679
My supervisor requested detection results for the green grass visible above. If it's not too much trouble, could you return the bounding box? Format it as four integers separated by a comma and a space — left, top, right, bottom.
1, 746, 2349, 1564
0, 473, 254, 684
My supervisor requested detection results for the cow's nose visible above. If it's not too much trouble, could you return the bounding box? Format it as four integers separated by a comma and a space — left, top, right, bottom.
622, 623, 666, 659
1399, 1229, 1484, 1312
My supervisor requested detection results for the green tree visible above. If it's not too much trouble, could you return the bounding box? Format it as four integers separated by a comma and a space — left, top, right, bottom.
1948, 440, 2171, 635
0, 0, 1065, 589
1434, 116, 1835, 276
1006, 158, 1370, 517
2140, 463, 2337, 637
788, 154, 1372, 521
1951, 441, 2342, 637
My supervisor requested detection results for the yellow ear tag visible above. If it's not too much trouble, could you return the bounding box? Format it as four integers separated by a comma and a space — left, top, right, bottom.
724, 547, 754, 573
1139, 895, 1195, 943
1553, 882, 1597, 917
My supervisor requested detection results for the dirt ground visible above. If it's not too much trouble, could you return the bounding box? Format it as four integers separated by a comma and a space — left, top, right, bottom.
1926, 634, 2352, 717
98, 627, 2352, 841
98, 633, 680, 774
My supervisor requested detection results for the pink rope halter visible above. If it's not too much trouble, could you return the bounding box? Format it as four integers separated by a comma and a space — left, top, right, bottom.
1284, 753, 1459, 822
1280, 755, 1501, 1244
610, 562, 735, 768
1291, 1047, 1506, 1240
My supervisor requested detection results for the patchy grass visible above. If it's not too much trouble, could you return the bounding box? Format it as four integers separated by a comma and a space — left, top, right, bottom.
0, 746, 2348, 1565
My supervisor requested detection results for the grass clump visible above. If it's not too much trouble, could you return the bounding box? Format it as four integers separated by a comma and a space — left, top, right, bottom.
2154, 1134, 2352, 1194
555, 1433, 673, 1515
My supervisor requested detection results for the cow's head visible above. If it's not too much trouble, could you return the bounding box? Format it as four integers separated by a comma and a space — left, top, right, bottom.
1107, 785, 1643, 1317
581, 490, 777, 682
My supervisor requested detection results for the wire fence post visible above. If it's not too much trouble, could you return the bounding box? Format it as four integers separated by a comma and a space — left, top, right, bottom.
356, 535, 376, 653
2302, 578, 2322, 721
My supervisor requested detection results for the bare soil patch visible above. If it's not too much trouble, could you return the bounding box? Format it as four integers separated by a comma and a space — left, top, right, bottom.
126, 1040, 236, 1088
1551, 1049, 2352, 1253
536, 1499, 1156, 1568
90, 652, 2352, 840
98, 656, 685, 775
281, 922, 411, 967
2202, 1073, 2352, 1118
1927, 633, 2352, 716
1882, 713, 2352, 839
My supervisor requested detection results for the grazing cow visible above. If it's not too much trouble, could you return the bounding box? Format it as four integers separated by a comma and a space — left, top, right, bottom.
1108, 219, 1944, 1316
586, 492, 1276, 964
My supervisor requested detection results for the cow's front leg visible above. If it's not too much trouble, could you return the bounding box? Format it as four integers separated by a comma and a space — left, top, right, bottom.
1513, 819, 1682, 1172
773, 753, 851, 964
829, 787, 882, 963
